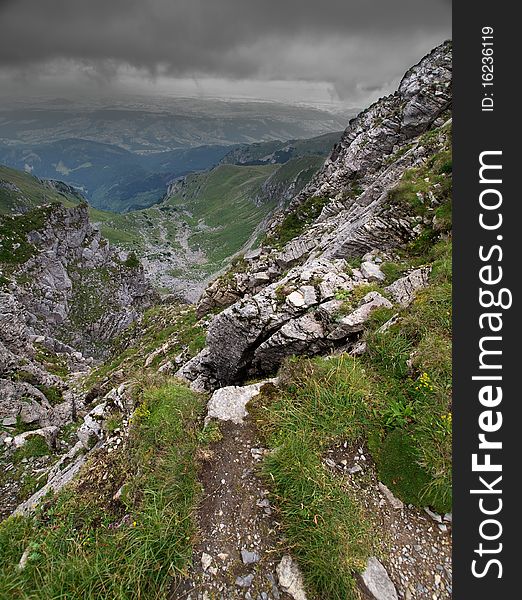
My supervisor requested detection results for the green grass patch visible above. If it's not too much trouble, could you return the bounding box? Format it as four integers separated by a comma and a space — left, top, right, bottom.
0, 205, 53, 267
369, 429, 432, 506
13, 436, 50, 462
0, 380, 204, 600
253, 358, 377, 599
264, 195, 329, 249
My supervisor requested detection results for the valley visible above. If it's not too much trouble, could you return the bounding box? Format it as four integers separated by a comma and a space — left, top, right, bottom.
0, 42, 453, 600
1, 131, 340, 300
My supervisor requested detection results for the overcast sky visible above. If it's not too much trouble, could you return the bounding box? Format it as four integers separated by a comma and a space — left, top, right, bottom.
0, 0, 451, 108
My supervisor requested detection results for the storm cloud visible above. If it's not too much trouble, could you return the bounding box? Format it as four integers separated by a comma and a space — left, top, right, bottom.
0, 0, 451, 104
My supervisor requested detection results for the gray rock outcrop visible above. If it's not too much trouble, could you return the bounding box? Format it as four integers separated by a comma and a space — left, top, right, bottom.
181, 42, 451, 391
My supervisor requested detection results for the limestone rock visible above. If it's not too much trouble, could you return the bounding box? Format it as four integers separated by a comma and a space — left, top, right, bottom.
360, 557, 398, 600
12, 426, 59, 450
328, 292, 392, 339
360, 261, 386, 282
276, 555, 307, 600
385, 267, 431, 307
378, 482, 404, 510
206, 381, 271, 425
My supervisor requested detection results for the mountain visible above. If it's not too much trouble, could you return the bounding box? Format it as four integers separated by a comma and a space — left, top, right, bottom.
0, 134, 333, 300
0, 99, 354, 212
0, 165, 83, 213
0, 202, 155, 357
219, 130, 343, 165
0, 139, 236, 212
91, 155, 326, 300
0, 43, 452, 600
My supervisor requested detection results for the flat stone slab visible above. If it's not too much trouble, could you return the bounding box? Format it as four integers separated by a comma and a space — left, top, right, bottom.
206, 380, 274, 425
276, 555, 307, 600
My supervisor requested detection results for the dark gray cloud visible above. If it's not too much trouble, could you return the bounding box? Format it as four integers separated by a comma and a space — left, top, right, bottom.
0, 0, 451, 103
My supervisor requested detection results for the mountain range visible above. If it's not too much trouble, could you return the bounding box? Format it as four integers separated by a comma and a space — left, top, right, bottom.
0, 42, 452, 600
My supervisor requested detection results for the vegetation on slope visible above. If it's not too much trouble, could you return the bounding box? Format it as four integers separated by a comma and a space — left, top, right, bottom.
249, 130, 452, 598
0, 379, 209, 600
251, 237, 451, 599
263, 194, 329, 248
0, 166, 81, 214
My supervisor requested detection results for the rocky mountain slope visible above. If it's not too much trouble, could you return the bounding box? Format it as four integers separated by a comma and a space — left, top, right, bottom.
0, 42, 452, 600
0, 199, 156, 519
1, 129, 338, 302
186, 40, 452, 388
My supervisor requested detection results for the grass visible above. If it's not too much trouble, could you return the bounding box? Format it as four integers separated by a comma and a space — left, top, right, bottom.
252, 360, 376, 599
12, 437, 51, 462
251, 231, 453, 597
86, 304, 206, 389
0, 165, 81, 215
0, 379, 204, 600
167, 164, 278, 271
362, 238, 453, 511
0, 205, 53, 267
264, 195, 329, 249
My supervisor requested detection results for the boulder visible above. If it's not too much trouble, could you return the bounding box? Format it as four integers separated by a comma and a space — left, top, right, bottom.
385, 267, 431, 307
360, 261, 386, 282
328, 292, 392, 339
206, 381, 272, 425
12, 426, 59, 450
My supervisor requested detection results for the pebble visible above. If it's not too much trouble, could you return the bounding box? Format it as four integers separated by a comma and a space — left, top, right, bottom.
241, 549, 260, 564
201, 553, 212, 571
235, 574, 254, 588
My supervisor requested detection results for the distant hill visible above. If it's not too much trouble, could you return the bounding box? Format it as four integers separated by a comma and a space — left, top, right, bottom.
0, 165, 82, 213
0, 99, 354, 212
0, 99, 352, 152
0, 139, 235, 212
0, 148, 328, 300
220, 131, 343, 166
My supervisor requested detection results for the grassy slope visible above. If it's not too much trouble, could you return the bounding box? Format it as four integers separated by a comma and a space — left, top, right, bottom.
250, 127, 453, 599
1, 154, 326, 283
0, 380, 207, 600
0, 302, 213, 598
0, 166, 80, 213
220, 131, 342, 165
252, 240, 452, 600
165, 163, 279, 271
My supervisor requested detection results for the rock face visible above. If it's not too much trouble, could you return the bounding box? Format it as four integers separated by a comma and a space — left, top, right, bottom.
1, 203, 155, 358
1, 202, 156, 517
1, 202, 155, 424
196, 42, 450, 315
205, 381, 272, 425
179, 43, 450, 391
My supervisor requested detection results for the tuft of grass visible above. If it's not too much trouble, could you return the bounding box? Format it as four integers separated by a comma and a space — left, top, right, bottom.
13, 436, 50, 462
264, 436, 372, 599
0, 380, 204, 599
264, 195, 329, 248
380, 261, 406, 283
253, 357, 376, 599
369, 429, 433, 506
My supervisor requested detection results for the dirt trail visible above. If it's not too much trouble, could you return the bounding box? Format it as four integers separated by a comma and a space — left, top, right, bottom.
172, 419, 292, 600
172, 391, 452, 600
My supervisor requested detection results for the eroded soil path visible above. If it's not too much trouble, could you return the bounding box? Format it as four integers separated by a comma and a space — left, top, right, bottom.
172, 392, 452, 600
172, 419, 292, 600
